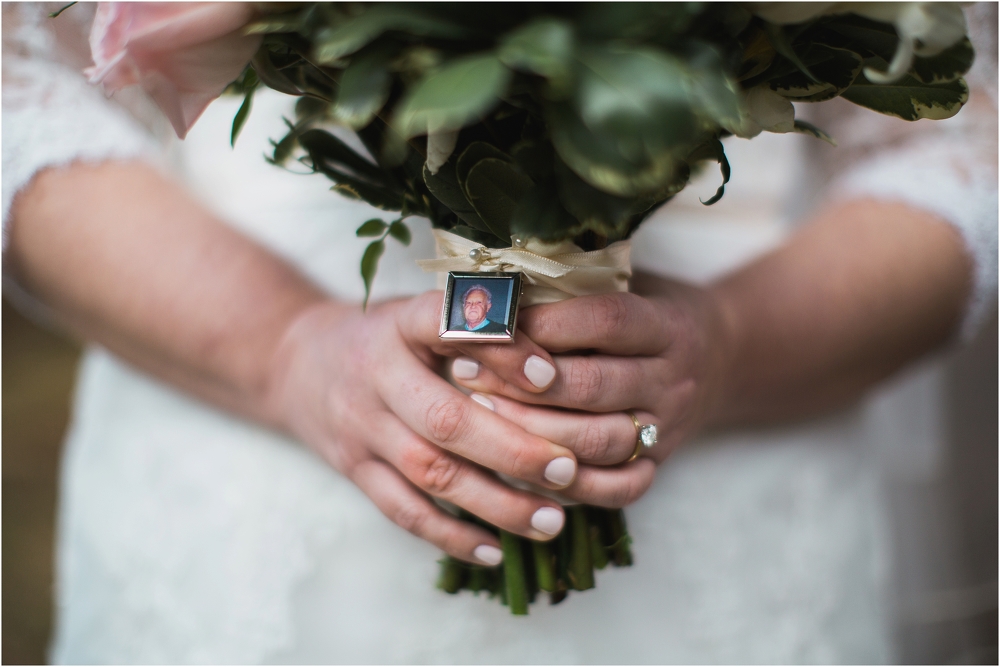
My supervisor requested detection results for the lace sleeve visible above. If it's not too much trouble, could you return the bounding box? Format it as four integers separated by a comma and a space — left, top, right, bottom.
1, 3, 163, 252
797, 3, 998, 342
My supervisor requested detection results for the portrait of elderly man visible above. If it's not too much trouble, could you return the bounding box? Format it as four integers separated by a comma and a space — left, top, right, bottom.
460, 284, 508, 333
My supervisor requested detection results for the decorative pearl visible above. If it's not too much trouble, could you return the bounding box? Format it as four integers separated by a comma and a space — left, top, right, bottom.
512, 236, 526, 248
468, 248, 483, 262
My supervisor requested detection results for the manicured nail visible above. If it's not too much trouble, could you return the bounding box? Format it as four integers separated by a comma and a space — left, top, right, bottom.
544, 457, 576, 486
452, 357, 479, 380
470, 393, 495, 411
474, 544, 503, 566
524, 355, 556, 388
531, 507, 565, 535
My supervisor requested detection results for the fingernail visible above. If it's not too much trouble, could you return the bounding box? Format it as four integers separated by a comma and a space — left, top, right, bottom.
544, 457, 576, 486
474, 544, 503, 566
470, 393, 495, 411
531, 507, 565, 535
452, 357, 479, 380
524, 355, 556, 388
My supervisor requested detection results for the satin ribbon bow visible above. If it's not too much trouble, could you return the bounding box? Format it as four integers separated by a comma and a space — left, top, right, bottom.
417, 229, 632, 307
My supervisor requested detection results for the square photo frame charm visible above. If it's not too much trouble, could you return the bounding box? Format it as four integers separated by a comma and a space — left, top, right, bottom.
439, 271, 523, 343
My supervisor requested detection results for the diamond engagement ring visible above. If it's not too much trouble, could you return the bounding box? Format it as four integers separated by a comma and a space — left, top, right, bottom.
625, 411, 657, 463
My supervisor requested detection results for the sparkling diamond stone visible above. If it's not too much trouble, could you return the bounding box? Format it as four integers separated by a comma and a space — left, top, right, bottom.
639, 424, 657, 448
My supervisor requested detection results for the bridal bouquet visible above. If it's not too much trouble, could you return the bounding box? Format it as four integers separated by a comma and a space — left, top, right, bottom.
86, 1, 973, 614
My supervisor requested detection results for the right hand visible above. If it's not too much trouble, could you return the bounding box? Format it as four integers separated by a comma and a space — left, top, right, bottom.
264, 291, 581, 566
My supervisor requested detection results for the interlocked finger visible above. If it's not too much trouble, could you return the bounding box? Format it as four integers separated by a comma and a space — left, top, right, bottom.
350, 459, 504, 564
367, 413, 568, 541
454, 353, 667, 413
558, 459, 658, 508
378, 353, 579, 491
469, 393, 658, 465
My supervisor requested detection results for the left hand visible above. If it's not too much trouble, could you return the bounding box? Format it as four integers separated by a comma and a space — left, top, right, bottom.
450, 273, 733, 505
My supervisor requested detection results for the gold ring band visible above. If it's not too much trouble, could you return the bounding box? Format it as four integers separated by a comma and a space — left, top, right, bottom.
625, 411, 643, 463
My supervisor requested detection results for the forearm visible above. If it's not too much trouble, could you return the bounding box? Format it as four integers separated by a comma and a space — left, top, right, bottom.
5, 160, 330, 426
704, 199, 971, 425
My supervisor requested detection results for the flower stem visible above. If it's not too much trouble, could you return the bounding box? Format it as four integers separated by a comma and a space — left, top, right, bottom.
567, 506, 595, 591
532, 540, 557, 592
500, 530, 529, 615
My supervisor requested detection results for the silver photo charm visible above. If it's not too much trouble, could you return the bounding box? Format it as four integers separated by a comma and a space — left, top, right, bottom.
439, 271, 523, 343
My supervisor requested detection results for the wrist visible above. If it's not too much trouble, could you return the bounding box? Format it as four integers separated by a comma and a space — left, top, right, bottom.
260, 298, 355, 435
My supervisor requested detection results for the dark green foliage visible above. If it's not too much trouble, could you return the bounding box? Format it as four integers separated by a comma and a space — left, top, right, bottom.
235, 2, 972, 293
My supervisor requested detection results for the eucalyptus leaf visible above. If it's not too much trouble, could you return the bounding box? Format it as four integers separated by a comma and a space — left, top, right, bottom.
356, 219, 388, 237
456, 142, 512, 188
499, 18, 575, 97
422, 162, 492, 233
393, 54, 511, 139
463, 158, 534, 239
388, 220, 412, 246
510, 183, 582, 242
315, 5, 467, 64
360, 239, 385, 310
334, 43, 395, 129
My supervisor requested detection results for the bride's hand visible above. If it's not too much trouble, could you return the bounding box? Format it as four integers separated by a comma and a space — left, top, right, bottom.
449, 275, 732, 507
266, 290, 588, 566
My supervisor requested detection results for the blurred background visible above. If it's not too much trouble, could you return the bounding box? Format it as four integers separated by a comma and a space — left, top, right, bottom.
3, 297, 80, 664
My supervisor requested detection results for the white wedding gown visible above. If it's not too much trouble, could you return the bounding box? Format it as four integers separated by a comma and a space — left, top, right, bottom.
3, 4, 996, 664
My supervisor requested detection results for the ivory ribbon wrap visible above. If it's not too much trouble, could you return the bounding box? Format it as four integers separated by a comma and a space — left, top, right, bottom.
417, 229, 632, 306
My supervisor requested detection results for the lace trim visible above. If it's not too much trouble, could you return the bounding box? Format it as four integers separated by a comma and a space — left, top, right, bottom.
2, 4, 157, 251
830, 137, 998, 342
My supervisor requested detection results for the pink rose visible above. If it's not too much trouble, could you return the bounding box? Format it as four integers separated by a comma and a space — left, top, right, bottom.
86, 2, 261, 138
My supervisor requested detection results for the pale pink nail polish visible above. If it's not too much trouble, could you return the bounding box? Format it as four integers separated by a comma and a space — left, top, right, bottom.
470, 393, 496, 411
452, 357, 479, 380
524, 355, 556, 388
531, 507, 565, 535
544, 457, 576, 486
474, 544, 503, 566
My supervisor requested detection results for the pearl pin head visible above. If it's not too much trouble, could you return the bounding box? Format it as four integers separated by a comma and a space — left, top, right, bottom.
468, 248, 484, 262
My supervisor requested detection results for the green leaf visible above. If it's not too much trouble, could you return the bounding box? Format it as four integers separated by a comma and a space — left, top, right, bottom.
456, 142, 511, 188
768, 44, 863, 102
463, 158, 534, 239
388, 220, 412, 246
334, 43, 395, 129
553, 159, 634, 238
546, 102, 687, 197
231, 87, 255, 147
251, 48, 303, 96
510, 183, 582, 243
685, 139, 729, 206
243, 12, 305, 35
298, 129, 388, 186
510, 140, 555, 183
356, 219, 388, 237
360, 239, 385, 311
909, 37, 975, 85
47, 2, 76, 18
330, 178, 405, 211
314, 5, 468, 64
793, 120, 837, 146
422, 162, 492, 233
841, 70, 969, 121
392, 54, 511, 139
764, 23, 821, 83
498, 18, 575, 97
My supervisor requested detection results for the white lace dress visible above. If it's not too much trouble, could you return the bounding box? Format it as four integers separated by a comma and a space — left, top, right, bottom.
3, 4, 996, 663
